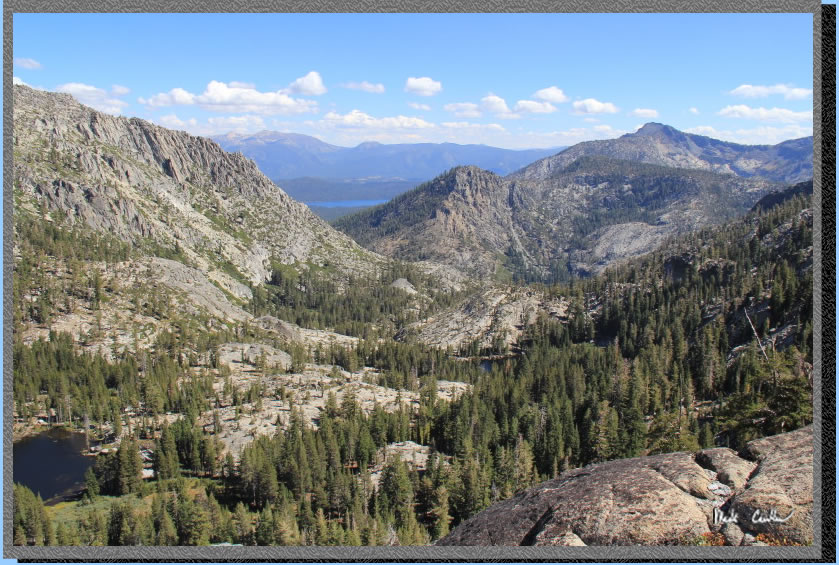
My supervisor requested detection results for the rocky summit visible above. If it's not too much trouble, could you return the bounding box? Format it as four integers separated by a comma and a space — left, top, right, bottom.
436, 426, 814, 546
510, 122, 813, 185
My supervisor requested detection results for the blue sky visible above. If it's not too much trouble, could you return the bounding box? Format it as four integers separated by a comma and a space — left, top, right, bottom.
13, 13, 814, 148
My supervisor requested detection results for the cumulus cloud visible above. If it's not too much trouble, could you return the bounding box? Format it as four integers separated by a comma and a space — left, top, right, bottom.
155, 113, 266, 135
481, 94, 520, 119
718, 104, 811, 123
729, 83, 812, 100
111, 84, 131, 96
514, 100, 557, 114
341, 81, 385, 94
523, 124, 628, 146
322, 109, 435, 129
689, 107, 700, 114
592, 124, 627, 137
630, 108, 659, 118
481, 93, 509, 113
14, 57, 41, 69
158, 114, 196, 130
533, 86, 569, 103
685, 124, 812, 144
287, 71, 327, 96
13, 76, 28, 86
404, 76, 442, 96
444, 102, 481, 118
207, 115, 268, 132
139, 87, 196, 106
228, 81, 255, 89
441, 121, 505, 131
139, 81, 318, 115
572, 98, 619, 114
56, 82, 129, 115
408, 102, 431, 111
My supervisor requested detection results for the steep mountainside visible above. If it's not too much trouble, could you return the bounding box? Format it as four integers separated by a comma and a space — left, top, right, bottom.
214, 130, 561, 181
335, 155, 781, 281
512, 122, 812, 184
13, 85, 386, 299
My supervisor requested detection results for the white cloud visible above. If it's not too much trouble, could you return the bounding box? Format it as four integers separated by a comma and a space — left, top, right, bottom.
689, 107, 700, 114
404, 76, 442, 96
158, 114, 196, 130
533, 86, 569, 103
583, 117, 599, 123
442, 121, 505, 132
287, 71, 327, 96
630, 108, 659, 118
481, 93, 509, 113
341, 81, 385, 94
14, 57, 41, 70
444, 102, 481, 118
685, 124, 812, 144
207, 115, 267, 132
56, 82, 129, 115
154, 113, 265, 135
408, 102, 431, 111
323, 109, 435, 130
481, 94, 520, 119
524, 124, 628, 146
139, 87, 196, 106
13, 76, 28, 86
139, 81, 318, 115
514, 100, 557, 114
228, 81, 255, 89
718, 104, 811, 123
729, 83, 812, 100
111, 84, 131, 96
572, 98, 619, 114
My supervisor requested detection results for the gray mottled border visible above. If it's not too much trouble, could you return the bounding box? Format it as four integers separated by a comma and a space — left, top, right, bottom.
3, 0, 826, 561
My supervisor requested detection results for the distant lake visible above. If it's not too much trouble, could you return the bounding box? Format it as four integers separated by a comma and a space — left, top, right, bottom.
13, 428, 94, 503
305, 199, 387, 208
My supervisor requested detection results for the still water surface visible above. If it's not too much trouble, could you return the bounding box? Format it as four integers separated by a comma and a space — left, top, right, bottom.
13, 428, 94, 502
304, 199, 387, 208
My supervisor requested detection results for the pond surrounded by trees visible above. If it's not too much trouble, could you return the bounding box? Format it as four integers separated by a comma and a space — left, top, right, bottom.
13, 428, 94, 503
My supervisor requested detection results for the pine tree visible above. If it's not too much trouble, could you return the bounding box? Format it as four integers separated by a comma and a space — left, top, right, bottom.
83, 466, 100, 501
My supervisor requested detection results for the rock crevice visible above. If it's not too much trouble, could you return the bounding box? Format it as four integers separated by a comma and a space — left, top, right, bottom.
437, 426, 813, 546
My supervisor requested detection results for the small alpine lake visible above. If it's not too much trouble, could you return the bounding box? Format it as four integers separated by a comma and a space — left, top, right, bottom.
13, 428, 95, 504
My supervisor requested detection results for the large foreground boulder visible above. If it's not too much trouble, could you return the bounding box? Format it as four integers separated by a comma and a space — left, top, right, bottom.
437, 426, 813, 546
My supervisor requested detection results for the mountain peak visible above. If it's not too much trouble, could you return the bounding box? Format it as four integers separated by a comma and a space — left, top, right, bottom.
632, 122, 678, 137
356, 141, 383, 149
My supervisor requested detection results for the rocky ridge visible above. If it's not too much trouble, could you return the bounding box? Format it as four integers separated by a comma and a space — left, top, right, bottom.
511, 122, 812, 184
437, 426, 814, 546
337, 152, 783, 280
13, 84, 387, 300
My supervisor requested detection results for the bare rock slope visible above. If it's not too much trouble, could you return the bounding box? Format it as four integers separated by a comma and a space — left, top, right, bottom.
337, 149, 784, 281
437, 426, 813, 546
13, 84, 386, 299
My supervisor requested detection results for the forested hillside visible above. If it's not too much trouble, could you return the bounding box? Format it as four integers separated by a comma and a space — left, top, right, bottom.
14, 181, 812, 547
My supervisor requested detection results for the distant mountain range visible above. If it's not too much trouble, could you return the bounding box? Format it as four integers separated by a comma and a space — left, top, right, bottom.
213, 130, 564, 182
335, 123, 813, 282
